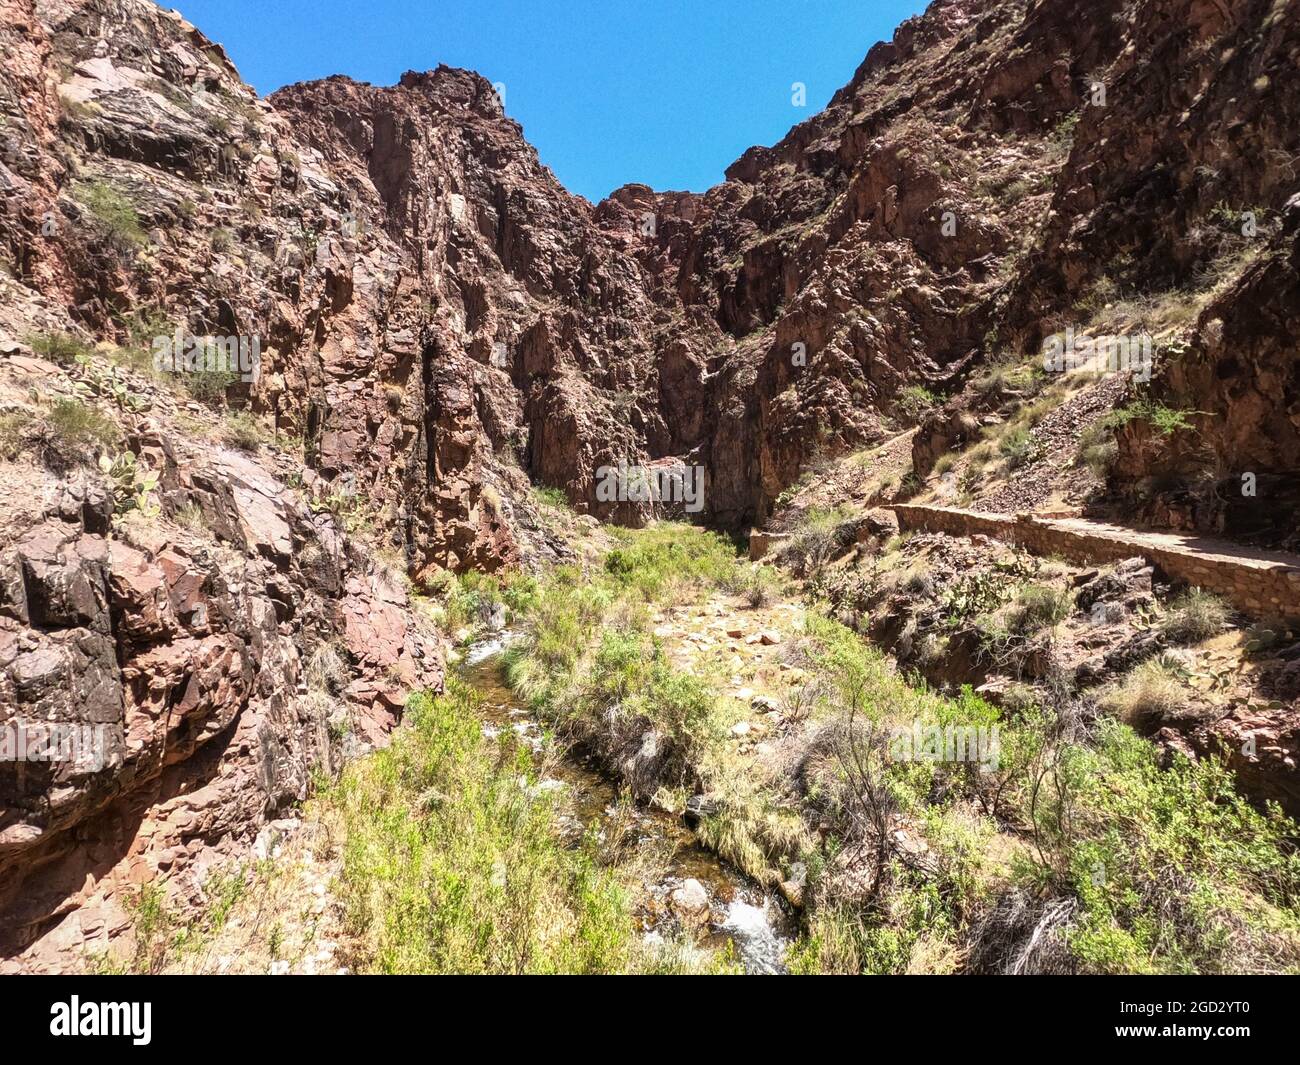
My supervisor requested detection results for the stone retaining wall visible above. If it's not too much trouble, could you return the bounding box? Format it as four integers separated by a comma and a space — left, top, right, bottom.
748, 530, 790, 561
892, 505, 1300, 620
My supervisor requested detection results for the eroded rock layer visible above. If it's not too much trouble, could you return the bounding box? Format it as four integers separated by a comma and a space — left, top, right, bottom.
2, 0, 1298, 967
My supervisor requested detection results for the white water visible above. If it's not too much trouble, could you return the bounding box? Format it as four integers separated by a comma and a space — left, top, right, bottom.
722, 898, 790, 975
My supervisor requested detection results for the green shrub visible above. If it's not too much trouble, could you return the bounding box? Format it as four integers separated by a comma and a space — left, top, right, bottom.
998, 427, 1038, 469
1007, 584, 1072, 634
25, 331, 91, 366
125, 883, 177, 975
600, 523, 739, 599
438, 568, 542, 635
1106, 399, 1201, 436
328, 680, 642, 974
47, 398, 118, 451
894, 385, 939, 425
74, 180, 147, 249
1160, 588, 1230, 644
533, 485, 569, 509
183, 367, 239, 404
1030, 720, 1300, 973
639, 656, 718, 756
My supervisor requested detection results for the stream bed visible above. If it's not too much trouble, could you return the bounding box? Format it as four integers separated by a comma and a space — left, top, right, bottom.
461, 634, 794, 974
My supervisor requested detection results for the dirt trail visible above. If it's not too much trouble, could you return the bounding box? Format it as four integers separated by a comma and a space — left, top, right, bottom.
891, 504, 1300, 619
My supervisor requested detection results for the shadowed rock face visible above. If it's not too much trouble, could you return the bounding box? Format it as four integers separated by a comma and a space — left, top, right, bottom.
1108, 200, 1300, 542
1, 0, 1298, 965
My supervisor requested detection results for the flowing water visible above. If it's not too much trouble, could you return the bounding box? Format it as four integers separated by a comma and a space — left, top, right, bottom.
461, 634, 793, 974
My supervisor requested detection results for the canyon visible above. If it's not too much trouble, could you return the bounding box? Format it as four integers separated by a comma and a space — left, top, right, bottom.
0, 0, 1298, 973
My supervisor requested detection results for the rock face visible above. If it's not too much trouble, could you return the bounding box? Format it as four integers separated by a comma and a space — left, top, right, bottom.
0, 357, 441, 969
1109, 198, 1300, 547
2, 0, 1299, 966
5, 0, 1300, 541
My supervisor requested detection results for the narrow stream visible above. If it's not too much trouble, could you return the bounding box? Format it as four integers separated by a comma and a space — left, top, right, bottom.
461, 634, 794, 974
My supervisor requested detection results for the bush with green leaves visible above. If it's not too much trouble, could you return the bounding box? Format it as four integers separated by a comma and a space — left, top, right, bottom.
74, 179, 148, 249
46, 398, 118, 452
330, 680, 642, 974
600, 523, 739, 599
438, 568, 539, 635
1105, 399, 1202, 436
893, 385, 939, 425
25, 331, 91, 366
182, 367, 240, 404
506, 582, 707, 763
1160, 588, 1230, 644
998, 426, 1038, 469
1024, 720, 1300, 974
533, 484, 569, 509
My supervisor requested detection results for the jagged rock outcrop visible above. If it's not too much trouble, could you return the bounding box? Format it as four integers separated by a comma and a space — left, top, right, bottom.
1109, 194, 1300, 547
3, 0, 1300, 967
0, 352, 441, 969
7, 0, 1300, 541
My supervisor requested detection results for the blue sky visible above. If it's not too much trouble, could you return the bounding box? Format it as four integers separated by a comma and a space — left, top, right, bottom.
171, 0, 927, 202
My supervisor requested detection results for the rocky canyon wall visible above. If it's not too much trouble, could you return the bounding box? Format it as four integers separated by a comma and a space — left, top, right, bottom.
1, 0, 1298, 966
